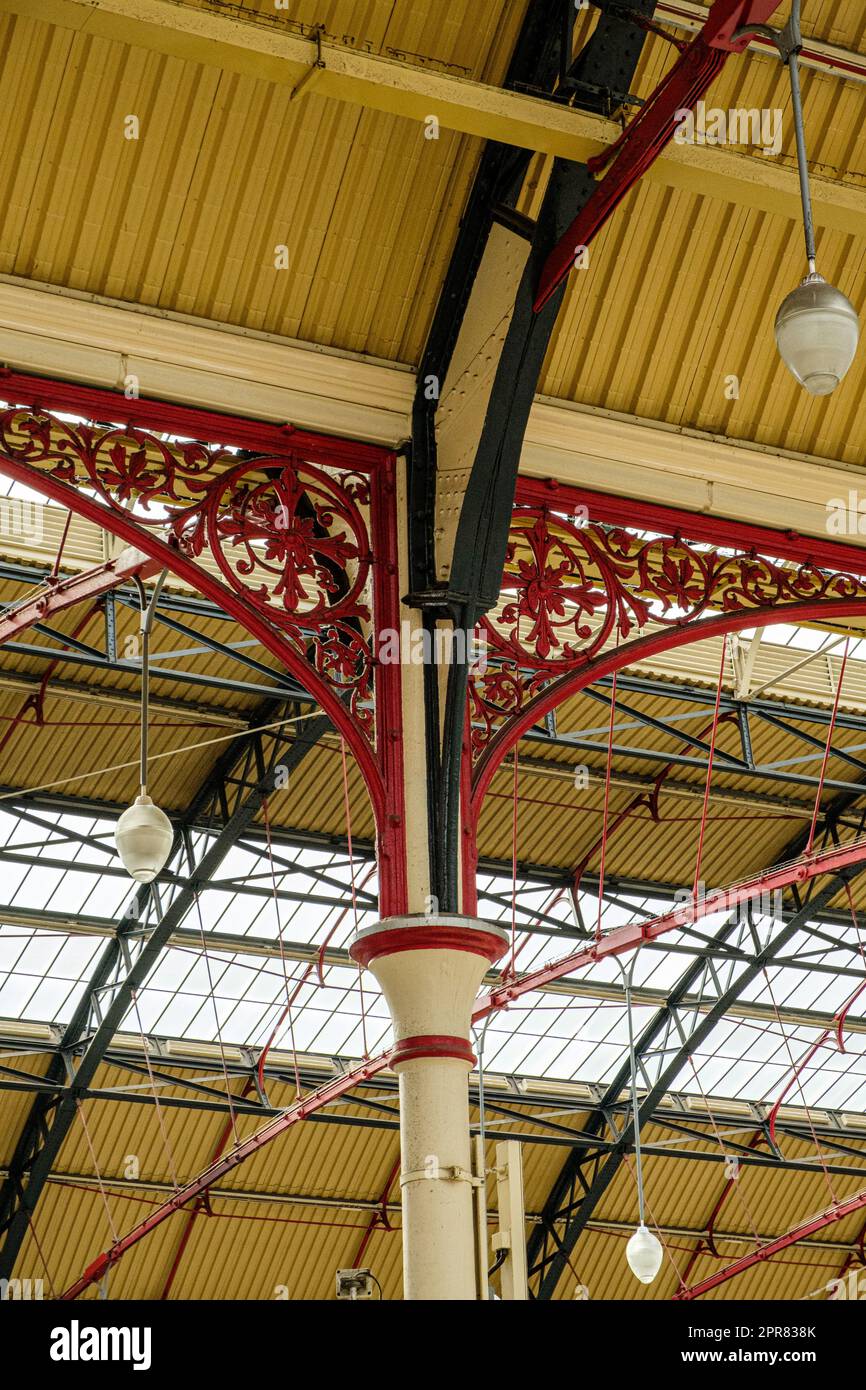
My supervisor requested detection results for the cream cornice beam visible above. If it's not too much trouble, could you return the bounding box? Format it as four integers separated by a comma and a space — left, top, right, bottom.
0, 277, 412, 446
522, 395, 864, 543
0, 278, 859, 547
654, 1, 866, 86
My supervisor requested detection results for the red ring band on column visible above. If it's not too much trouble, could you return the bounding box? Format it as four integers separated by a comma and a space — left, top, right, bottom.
390, 1034, 476, 1067
350, 924, 507, 970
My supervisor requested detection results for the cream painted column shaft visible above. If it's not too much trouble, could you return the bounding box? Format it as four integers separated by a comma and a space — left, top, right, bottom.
350, 916, 509, 1300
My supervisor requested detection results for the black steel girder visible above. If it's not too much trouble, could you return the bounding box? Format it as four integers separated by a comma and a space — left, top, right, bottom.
436, 2, 658, 911
409, 0, 583, 899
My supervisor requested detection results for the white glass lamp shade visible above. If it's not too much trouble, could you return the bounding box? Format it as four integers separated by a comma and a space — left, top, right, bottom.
775, 273, 859, 396
626, 1223, 664, 1285
115, 794, 173, 883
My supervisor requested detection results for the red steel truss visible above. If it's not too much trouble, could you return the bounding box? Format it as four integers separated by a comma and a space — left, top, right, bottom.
533, 0, 783, 310
475, 838, 866, 1018
0, 548, 159, 645
673, 1186, 866, 1300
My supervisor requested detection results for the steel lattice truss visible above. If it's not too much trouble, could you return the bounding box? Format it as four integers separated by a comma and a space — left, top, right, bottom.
1, 791, 865, 1295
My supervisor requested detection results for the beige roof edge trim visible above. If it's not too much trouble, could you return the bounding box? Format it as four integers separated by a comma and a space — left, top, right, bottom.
523, 398, 866, 547
0, 277, 861, 545
0, 277, 414, 446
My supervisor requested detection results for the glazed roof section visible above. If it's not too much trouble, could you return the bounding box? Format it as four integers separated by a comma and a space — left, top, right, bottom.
0, 804, 864, 1113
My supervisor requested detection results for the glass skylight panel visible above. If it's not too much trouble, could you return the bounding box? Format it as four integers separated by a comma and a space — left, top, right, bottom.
64, 825, 119, 867
145, 992, 202, 1037
298, 1010, 362, 1053
25, 975, 79, 1019
0, 805, 863, 1113
12, 933, 66, 975
0, 973, 41, 1016
8, 857, 63, 901
77, 874, 134, 919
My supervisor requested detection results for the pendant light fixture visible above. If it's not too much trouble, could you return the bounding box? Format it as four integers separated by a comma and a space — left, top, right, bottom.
115, 570, 173, 883
738, 1, 859, 394
616, 952, 664, 1286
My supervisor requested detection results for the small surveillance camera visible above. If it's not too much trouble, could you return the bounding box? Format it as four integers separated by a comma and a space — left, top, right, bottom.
335, 1267, 375, 1300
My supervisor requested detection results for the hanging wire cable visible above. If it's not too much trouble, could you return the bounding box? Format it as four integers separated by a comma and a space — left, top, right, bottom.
192, 890, 241, 1149
0, 507, 72, 622
806, 636, 850, 854
260, 796, 303, 1102
316, 864, 377, 986
781, 0, 816, 272
128, 984, 180, 1191
496, 883, 570, 977
75, 1100, 121, 1246
49, 508, 73, 582
614, 950, 649, 1227
510, 747, 519, 969
340, 737, 368, 1058
618, 1147, 688, 1292
693, 636, 727, 900
840, 882, 866, 1053
685, 1054, 763, 1248
26, 1213, 57, 1299
596, 668, 619, 942
761, 967, 839, 1207
0, 710, 323, 802
132, 571, 168, 799
611, 943, 680, 1286
473, 1013, 494, 1157
107, 560, 178, 1172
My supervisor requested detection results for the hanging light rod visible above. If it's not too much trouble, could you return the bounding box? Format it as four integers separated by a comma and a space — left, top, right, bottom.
615, 952, 665, 1286
735, 0, 860, 394
114, 570, 174, 883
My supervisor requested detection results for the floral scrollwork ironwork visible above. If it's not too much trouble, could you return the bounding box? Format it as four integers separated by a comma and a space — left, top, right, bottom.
0, 404, 378, 733
470, 501, 866, 755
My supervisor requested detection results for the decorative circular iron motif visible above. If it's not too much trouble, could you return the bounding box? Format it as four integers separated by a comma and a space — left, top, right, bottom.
482, 506, 866, 674
177, 457, 372, 628
0, 407, 377, 732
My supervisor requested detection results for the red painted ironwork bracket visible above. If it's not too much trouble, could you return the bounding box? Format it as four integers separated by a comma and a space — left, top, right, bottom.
465, 477, 866, 845
0, 372, 409, 916
533, 0, 783, 312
